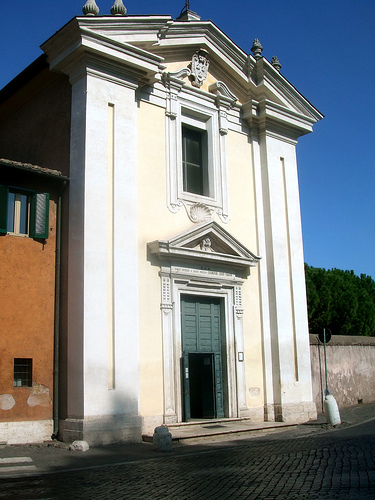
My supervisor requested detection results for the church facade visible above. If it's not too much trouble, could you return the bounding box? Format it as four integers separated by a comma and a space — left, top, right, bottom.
0, 5, 322, 445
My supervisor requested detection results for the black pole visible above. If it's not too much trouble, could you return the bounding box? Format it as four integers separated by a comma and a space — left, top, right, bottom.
323, 328, 330, 396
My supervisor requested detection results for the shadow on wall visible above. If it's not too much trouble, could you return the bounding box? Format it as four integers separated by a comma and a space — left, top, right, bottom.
58, 391, 143, 446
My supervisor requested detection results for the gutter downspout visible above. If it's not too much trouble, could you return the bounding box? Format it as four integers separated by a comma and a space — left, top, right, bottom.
52, 180, 67, 439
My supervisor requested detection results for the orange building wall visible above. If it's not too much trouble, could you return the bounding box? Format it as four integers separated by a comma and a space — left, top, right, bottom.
0, 195, 57, 422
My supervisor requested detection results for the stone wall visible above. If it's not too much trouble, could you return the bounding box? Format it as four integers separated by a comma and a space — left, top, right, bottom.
310, 335, 375, 413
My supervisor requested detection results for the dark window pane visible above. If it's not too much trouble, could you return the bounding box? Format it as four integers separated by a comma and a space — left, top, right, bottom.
182, 126, 205, 195
14, 358, 32, 387
185, 129, 201, 166
7, 192, 15, 232
185, 164, 203, 194
19, 194, 28, 234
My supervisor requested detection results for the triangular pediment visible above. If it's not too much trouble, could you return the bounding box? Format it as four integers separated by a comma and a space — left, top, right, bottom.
148, 222, 260, 270
42, 15, 322, 132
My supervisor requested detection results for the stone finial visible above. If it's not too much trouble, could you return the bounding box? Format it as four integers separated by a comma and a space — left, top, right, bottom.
82, 0, 99, 16
251, 39, 263, 60
272, 56, 282, 72
111, 0, 127, 16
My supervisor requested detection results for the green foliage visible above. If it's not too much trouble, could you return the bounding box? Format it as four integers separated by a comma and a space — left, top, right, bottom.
305, 264, 375, 337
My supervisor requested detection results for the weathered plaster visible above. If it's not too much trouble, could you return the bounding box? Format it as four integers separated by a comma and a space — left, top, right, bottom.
0, 394, 16, 410
310, 335, 375, 412
249, 387, 261, 398
27, 385, 52, 408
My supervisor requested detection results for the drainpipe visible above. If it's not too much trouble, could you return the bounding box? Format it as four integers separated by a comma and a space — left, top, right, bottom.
52, 180, 66, 439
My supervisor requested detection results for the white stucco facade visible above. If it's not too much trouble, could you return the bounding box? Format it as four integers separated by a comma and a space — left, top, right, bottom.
40, 12, 322, 445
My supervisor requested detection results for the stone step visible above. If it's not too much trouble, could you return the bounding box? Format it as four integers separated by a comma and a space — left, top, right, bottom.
142, 419, 297, 443
168, 417, 251, 429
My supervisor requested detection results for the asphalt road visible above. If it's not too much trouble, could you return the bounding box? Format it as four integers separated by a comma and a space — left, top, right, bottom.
1, 418, 374, 499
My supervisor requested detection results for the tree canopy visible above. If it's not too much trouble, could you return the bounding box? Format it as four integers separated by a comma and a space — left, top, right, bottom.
304, 264, 375, 337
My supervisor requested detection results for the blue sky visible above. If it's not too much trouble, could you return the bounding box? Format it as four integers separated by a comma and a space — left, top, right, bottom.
1, 1, 374, 278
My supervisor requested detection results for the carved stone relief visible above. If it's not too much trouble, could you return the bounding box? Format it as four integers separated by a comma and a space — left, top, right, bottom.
235, 285, 244, 318
161, 276, 173, 314
190, 49, 210, 88
188, 202, 212, 223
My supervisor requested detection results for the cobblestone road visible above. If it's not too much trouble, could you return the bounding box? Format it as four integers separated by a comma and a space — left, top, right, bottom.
1, 419, 374, 499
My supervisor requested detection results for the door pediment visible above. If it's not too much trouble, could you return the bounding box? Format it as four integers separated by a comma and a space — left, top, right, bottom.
148, 221, 260, 270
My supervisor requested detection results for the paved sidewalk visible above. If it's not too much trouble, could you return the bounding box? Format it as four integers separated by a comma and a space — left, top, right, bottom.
0, 402, 374, 477
143, 417, 299, 443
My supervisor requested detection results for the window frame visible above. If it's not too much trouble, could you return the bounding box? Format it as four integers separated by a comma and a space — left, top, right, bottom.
14, 358, 33, 388
166, 96, 227, 213
6, 189, 31, 236
0, 185, 49, 239
178, 107, 218, 205
181, 122, 209, 197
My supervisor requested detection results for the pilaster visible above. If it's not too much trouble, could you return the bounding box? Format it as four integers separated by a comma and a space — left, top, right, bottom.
244, 98, 316, 422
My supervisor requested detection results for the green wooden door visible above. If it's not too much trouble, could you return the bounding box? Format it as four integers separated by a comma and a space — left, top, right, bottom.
181, 295, 225, 420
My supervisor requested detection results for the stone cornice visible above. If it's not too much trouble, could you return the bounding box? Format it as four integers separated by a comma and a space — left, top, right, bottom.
156, 21, 250, 74
259, 99, 317, 136
242, 98, 319, 140
41, 18, 165, 85
40, 15, 323, 135
254, 58, 324, 123
148, 221, 260, 271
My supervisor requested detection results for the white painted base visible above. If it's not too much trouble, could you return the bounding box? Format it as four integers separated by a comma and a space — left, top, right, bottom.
59, 415, 143, 446
142, 415, 165, 435
246, 406, 265, 422
273, 401, 317, 423
0, 420, 53, 444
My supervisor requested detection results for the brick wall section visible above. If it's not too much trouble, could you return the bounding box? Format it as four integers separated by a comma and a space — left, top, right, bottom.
310, 334, 375, 413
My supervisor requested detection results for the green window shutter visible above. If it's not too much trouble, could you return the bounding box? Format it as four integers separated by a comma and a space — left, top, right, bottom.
30, 192, 49, 239
0, 185, 9, 234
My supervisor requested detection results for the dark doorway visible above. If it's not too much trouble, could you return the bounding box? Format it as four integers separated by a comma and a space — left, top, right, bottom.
189, 353, 215, 419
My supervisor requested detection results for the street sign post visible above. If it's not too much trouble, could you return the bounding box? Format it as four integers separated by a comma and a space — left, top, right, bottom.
319, 328, 331, 396
318, 328, 341, 426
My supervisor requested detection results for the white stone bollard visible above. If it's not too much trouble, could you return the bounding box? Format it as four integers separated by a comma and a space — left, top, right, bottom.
69, 440, 90, 452
324, 394, 341, 426
153, 425, 172, 452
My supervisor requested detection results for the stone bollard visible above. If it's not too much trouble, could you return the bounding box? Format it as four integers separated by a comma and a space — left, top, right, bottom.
153, 425, 172, 452
324, 394, 341, 426
69, 440, 90, 452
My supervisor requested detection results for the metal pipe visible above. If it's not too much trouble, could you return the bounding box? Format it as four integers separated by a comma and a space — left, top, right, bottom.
317, 337, 324, 412
323, 328, 330, 396
52, 180, 66, 438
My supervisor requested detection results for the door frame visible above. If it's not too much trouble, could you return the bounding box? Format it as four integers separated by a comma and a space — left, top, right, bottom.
160, 271, 248, 424
175, 287, 236, 422
181, 292, 224, 421
148, 221, 260, 425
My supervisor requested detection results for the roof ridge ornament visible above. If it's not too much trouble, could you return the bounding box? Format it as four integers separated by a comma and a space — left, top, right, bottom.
177, 1, 201, 21
82, 0, 99, 16
111, 0, 127, 16
271, 56, 282, 72
251, 38, 263, 60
